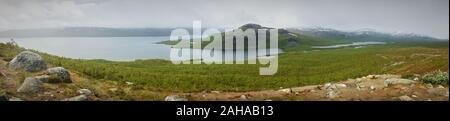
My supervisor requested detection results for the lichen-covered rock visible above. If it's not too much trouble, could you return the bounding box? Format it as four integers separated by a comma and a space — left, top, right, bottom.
45, 67, 71, 83
17, 77, 43, 93
78, 89, 92, 95
8, 51, 47, 72
384, 78, 415, 87
34, 75, 50, 82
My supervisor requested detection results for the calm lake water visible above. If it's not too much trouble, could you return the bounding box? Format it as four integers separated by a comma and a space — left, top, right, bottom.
0, 37, 281, 62
311, 41, 386, 49
1, 37, 171, 61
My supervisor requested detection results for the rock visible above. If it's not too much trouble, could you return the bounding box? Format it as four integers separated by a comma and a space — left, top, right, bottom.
164, 95, 188, 101
356, 85, 362, 90
367, 75, 376, 79
400, 87, 408, 90
335, 84, 347, 88
436, 85, 445, 89
8, 97, 23, 101
411, 95, 418, 98
413, 77, 420, 81
45, 67, 71, 83
125, 82, 134, 85
239, 95, 248, 100
78, 89, 92, 95
384, 78, 415, 87
291, 85, 318, 92
326, 90, 338, 99
211, 91, 220, 94
399, 95, 414, 101
264, 99, 272, 101
63, 95, 88, 101
324, 83, 332, 88
278, 88, 292, 93
8, 51, 47, 72
369, 86, 376, 90
34, 75, 50, 82
17, 77, 43, 93
425, 83, 433, 88
44, 92, 54, 97
322, 83, 337, 90
427, 88, 447, 96
309, 89, 316, 93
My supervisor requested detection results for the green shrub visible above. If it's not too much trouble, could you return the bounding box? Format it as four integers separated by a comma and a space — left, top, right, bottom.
421, 71, 449, 85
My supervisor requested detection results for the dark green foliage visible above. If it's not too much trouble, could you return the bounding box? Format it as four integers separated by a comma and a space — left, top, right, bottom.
421, 71, 449, 85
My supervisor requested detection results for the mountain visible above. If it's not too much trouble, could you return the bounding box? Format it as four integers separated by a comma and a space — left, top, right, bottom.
0, 27, 175, 37
286, 27, 443, 42
1, 24, 444, 45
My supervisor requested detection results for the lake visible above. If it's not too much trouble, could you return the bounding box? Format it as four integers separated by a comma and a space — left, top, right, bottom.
1, 37, 172, 61
311, 41, 386, 49
0, 37, 281, 62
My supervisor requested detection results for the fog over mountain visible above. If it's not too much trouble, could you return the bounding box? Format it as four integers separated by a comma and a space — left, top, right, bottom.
0, 0, 448, 39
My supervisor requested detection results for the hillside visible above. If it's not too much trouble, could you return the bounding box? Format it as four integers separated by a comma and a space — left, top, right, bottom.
1, 24, 448, 101
1, 42, 448, 101
158, 24, 446, 52
287, 27, 445, 42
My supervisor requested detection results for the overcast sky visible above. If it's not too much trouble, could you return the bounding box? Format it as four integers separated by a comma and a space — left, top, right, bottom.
0, 0, 448, 39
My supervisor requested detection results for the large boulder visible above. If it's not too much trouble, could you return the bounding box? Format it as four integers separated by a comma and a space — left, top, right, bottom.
384, 78, 415, 87
78, 89, 92, 96
44, 67, 71, 83
17, 77, 43, 93
8, 51, 47, 72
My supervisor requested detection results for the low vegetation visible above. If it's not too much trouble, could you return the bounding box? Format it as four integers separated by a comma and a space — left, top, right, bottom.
1, 40, 448, 92
421, 71, 449, 85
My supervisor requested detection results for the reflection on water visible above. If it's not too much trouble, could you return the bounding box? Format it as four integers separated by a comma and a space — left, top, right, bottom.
311, 41, 386, 49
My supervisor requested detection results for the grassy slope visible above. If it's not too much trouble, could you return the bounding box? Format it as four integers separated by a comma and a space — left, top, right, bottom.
1, 40, 448, 92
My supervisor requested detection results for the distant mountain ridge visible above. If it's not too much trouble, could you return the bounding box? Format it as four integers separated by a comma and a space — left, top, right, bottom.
0, 25, 445, 42
287, 27, 444, 42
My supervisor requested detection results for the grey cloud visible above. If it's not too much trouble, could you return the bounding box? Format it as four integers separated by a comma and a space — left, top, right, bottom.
0, 0, 448, 39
